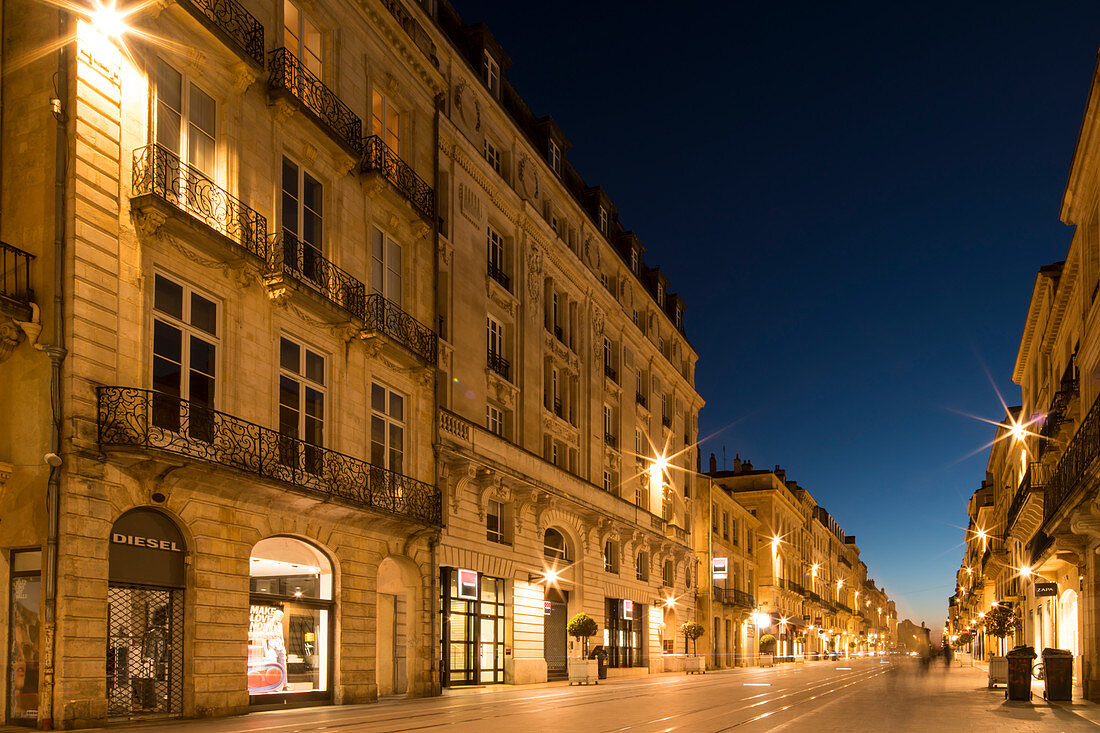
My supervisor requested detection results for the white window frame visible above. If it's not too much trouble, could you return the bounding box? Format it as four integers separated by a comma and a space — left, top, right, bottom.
598, 206, 608, 234
486, 403, 504, 437
483, 51, 500, 96
549, 139, 561, 175
484, 138, 502, 173
154, 59, 217, 180
487, 225, 506, 279
371, 226, 403, 304
487, 315, 505, 359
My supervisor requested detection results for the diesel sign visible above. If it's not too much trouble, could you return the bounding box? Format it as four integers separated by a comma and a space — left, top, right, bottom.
111, 533, 182, 552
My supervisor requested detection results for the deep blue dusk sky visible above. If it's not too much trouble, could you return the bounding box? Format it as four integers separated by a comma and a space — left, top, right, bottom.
452, 1, 1100, 628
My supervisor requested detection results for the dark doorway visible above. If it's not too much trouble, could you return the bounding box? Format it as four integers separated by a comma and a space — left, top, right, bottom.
544, 588, 568, 680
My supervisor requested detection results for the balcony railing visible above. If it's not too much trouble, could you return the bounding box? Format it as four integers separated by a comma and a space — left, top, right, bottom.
661, 415, 672, 429
553, 325, 564, 343
361, 135, 435, 223
0, 242, 34, 304
604, 364, 618, 383
269, 48, 363, 155
733, 589, 754, 609
1044, 393, 1100, 525
788, 580, 805, 596
551, 398, 563, 418
635, 392, 647, 409
604, 432, 618, 449
487, 261, 511, 290
487, 350, 511, 381
363, 293, 437, 364
97, 387, 441, 525
132, 144, 268, 260
178, 0, 264, 67
1007, 462, 1047, 532
274, 231, 365, 317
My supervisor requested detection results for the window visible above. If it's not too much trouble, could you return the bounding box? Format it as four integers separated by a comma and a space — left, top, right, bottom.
663, 560, 673, 588
371, 226, 402, 303
544, 529, 568, 561
603, 404, 616, 445
487, 315, 505, 359
603, 471, 612, 492
484, 139, 501, 173
483, 51, 500, 96
487, 499, 505, 544
712, 504, 719, 532
630, 247, 638, 273
548, 139, 561, 175
657, 282, 665, 307
155, 59, 215, 177
487, 226, 507, 288
603, 337, 616, 379
598, 206, 608, 235
152, 274, 218, 437
281, 157, 324, 279
635, 428, 643, 455
370, 383, 405, 473
371, 89, 401, 152
722, 512, 729, 540
604, 540, 618, 573
278, 337, 326, 473
284, 0, 322, 77
636, 552, 649, 582
675, 306, 683, 330
486, 404, 504, 437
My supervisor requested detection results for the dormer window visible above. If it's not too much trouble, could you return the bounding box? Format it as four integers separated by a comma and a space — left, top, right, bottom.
657, 283, 665, 307
549, 139, 561, 176
675, 306, 682, 329
629, 247, 638, 273
483, 51, 500, 96
598, 206, 608, 235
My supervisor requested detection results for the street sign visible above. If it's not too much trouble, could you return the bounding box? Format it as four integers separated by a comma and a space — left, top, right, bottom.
623, 600, 634, 620
544, 600, 552, 615
1035, 582, 1057, 597
712, 557, 728, 580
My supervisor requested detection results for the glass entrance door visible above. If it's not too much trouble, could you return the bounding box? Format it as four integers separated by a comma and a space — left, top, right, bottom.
441, 569, 505, 685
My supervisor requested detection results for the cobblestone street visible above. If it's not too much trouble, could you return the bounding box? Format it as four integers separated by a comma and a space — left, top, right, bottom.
9, 658, 1095, 733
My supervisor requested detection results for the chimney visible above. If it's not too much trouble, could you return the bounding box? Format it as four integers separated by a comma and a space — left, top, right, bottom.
743, 459, 753, 472
733, 454, 741, 472
775, 466, 786, 483
709, 452, 717, 474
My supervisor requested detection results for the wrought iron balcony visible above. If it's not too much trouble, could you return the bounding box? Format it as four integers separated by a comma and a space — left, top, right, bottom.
273, 231, 366, 318
661, 415, 672, 429
553, 398, 563, 418
604, 432, 618, 449
487, 350, 511, 381
733, 589, 754, 609
1044, 394, 1100, 526
97, 387, 441, 525
363, 292, 437, 364
360, 135, 435, 222
635, 392, 647, 409
604, 364, 618, 383
132, 144, 268, 260
269, 48, 363, 155
1006, 462, 1047, 533
487, 261, 511, 290
178, 0, 264, 67
788, 580, 806, 596
553, 325, 564, 343
0, 242, 34, 305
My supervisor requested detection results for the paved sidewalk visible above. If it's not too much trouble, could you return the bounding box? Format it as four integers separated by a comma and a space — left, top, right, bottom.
772, 659, 1100, 732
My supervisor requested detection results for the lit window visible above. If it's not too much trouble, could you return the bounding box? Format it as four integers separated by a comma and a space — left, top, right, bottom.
284, 0, 322, 77
155, 59, 216, 178
630, 247, 638, 272
371, 89, 401, 152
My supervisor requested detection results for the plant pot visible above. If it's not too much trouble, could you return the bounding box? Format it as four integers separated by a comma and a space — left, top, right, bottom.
684, 656, 706, 674
760, 654, 774, 668
568, 659, 598, 685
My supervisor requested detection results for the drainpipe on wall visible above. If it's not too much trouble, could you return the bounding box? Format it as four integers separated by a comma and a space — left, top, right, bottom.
430, 89, 445, 697
40, 9, 70, 729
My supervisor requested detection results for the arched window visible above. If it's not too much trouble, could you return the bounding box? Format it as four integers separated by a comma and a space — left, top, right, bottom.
248, 537, 333, 701
543, 528, 567, 561
636, 551, 649, 581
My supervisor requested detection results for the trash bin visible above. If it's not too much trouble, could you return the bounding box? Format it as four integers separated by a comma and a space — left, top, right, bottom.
1042, 648, 1073, 701
1005, 645, 1037, 701
589, 645, 608, 680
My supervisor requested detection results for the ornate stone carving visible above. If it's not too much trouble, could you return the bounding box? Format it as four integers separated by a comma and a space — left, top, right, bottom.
488, 278, 517, 317
517, 154, 540, 201
437, 240, 453, 267
487, 369, 518, 409
132, 208, 168, 240
591, 305, 605, 360
231, 61, 260, 93
0, 320, 24, 363
526, 243, 543, 304
453, 79, 482, 134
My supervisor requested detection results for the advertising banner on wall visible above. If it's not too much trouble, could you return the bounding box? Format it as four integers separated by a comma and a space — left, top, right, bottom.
8, 575, 40, 723
247, 605, 287, 694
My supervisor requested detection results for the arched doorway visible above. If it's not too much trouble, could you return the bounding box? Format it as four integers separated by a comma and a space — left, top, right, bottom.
377, 557, 421, 696
247, 537, 333, 706
542, 528, 571, 681
106, 508, 186, 720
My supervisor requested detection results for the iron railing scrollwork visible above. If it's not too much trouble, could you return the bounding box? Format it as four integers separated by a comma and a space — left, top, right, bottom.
733, 589, 754, 609
179, 0, 264, 66
0, 241, 34, 304
1043, 393, 1100, 525
604, 432, 618, 449
269, 48, 363, 155
132, 144, 268, 260
487, 261, 510, 290
97, 387, 441, 525
363, 293, 437, 364
360, 135, 435, 222
487, 350, 511, 381
635, 392, 647, 409
274, 231, 366, 319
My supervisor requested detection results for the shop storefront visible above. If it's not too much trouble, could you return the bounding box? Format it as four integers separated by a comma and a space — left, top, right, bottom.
440, 568, 506, 686
247, 537, 333, 707
106, 509, 185, 720
605, 599, 646, 668
7, 549, 41, 727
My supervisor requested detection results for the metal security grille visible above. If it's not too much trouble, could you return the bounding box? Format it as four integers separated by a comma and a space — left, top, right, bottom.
106, 585, 183, 719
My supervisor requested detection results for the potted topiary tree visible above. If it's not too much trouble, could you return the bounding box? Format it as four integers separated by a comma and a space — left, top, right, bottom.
984, 604, 1019, 688
566, 612, 599, 685
759, 633, 777, 667
679, 621, 706, 674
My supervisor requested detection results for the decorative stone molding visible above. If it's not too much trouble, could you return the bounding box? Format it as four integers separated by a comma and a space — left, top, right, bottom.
0, 461, 12, 487
543, 331, 579, 374
273, 97, 297, 125
517, 153, 540, 201
0, 320, 24, 363
132, 207, 168, 239
452, 79, 482, 135
526, 243, 543, 304
486, 369, 518, 409
437, 239, 453, 267
459, 181, 484, 226
591, 305, 605, 360
487, 277, 518, 318
231, 61, 260, 93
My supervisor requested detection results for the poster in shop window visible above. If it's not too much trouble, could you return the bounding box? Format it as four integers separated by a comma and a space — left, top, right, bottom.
247, 605, 287, 694
8, 576, 40, 722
